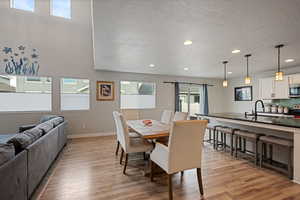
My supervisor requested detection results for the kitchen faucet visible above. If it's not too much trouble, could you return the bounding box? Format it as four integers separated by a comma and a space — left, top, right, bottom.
244, 100, 265, 118
254, 100, 265, 117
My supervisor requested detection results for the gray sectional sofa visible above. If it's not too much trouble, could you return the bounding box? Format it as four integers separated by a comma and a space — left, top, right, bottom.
0, 115, 67, 200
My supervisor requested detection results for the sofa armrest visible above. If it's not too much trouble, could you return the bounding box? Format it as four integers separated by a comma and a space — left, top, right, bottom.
19, 124, 36, 133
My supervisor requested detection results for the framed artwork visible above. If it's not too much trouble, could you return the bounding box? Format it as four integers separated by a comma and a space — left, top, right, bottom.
97, 81, 115, 101
234, 86, 252, 101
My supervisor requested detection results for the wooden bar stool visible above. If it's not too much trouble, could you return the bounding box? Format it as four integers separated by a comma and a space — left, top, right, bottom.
215, 126, 237, 155
234, 130, 262, 165
259, 136, 293, 179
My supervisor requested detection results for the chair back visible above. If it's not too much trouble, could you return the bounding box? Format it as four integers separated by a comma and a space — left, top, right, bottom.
121, 109, 140, 120
173, 112, 188, 121
113, 112, 130, 151
113, 111, 120, 140
167, 120, 207, 173
160, 110, 173, 124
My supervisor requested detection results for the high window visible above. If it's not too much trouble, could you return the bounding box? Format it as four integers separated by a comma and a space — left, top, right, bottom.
51, 0, 71, 19
120, 81, 156, 109
61, 78, 89, 111
10, 0, 34, 12
0, 75, 52, 112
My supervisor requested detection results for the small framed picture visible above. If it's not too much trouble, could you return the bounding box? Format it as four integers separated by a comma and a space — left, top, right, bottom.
97, 81, 115, 101
234, 86, 253, 101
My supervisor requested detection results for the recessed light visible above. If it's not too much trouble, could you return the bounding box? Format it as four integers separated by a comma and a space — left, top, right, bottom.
228, 71, 233, 74
149, 64, 155, 67
285, 59, 295, 63
184, 40, 193, 46
232, 49, 241, 54
184, 67, 189, 71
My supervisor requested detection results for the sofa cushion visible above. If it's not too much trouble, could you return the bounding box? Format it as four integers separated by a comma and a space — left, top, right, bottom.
36, 121, 54, 135
48, 117, 64, 127
0, 143, 15, 165
23, 127, 43, 141
38, 115, 58, 124
8, 128, 43, 154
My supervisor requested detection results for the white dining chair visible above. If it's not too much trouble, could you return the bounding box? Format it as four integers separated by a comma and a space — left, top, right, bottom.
113, 112, 153, 174
113, 111, 140, 156
150, 120, 208, 200
173, 112, 188, 121
160, 110, 173, 124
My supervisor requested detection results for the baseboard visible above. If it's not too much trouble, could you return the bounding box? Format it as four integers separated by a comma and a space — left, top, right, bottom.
293, 179, 300, 185
67, 132, 115, 139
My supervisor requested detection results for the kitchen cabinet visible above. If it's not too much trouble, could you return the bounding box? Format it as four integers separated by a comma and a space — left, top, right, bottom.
259, 78, 274, 99
288, 74, 300, 85
259, 77, 289, 100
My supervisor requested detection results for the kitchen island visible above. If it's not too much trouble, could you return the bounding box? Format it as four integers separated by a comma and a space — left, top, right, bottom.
196, 113, 300, 184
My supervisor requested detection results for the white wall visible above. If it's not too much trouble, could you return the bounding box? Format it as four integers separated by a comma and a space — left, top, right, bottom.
0, 0, 225, 135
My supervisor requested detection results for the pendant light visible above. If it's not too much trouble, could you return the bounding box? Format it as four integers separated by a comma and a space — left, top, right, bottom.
222, 61, 228, 87
244, 54, 252, 84
275, 44, 284, 81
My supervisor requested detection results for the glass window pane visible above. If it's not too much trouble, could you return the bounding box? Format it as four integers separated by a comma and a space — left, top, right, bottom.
189, 85, 201, 115
61, 78, 90, 111
179, 84, 189, 112
120, 81, 156, 109
11, 0, 34, 12
51, 0, 71, 19
0, 75, 52, 112
178, 84, 202, 115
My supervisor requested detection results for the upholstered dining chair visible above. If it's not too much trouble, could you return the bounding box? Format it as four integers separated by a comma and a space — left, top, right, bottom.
113, 111, 139, 156
150, 120, 208, 200
161, 110, 173, 124
173, 112, 188, 121
113, 112, 153, 174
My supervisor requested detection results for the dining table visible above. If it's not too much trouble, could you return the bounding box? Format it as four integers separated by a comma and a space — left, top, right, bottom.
127, 119, 170, 140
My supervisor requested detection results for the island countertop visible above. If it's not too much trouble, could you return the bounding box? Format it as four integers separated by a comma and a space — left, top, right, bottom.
196, 113, 300, 129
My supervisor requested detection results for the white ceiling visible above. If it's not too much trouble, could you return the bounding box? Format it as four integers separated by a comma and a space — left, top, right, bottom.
93, 0, 300, 78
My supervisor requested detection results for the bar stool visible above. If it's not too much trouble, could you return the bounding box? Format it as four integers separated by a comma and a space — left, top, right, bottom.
234, 130, 262, 165
204, 123, 218, 144
215, 126, 237, 155
259, 136, 293, 179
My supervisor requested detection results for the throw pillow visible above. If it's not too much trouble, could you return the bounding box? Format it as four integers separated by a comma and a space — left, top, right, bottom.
36, 121, 54, 135
49, 117, 64, 127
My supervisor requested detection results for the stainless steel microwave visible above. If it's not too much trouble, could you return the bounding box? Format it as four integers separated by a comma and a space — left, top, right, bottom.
289, 84, 300, 97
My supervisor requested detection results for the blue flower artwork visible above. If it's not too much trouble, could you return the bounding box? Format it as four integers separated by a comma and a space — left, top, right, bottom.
0, 45, 40, 76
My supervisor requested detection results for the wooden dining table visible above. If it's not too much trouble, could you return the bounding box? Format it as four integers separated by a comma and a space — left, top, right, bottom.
127, 119, 170, 140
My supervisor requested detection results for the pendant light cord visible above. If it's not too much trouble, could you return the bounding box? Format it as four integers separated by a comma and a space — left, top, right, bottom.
275, 44, 284, 72
223, 61, 228, 80
278, 46, 280, 72
245, 54, 251, 77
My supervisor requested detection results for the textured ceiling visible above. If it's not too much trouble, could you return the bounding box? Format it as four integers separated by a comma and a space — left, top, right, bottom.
93, 0, 300, 78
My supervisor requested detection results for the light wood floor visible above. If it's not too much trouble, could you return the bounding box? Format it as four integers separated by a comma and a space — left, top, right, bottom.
37, 136, 300, 200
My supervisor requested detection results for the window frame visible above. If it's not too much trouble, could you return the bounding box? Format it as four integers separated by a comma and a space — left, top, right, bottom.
0, 75, 52, 113
50, 0, 72, 19
119, 80, 156, 110
10, 0, 35, 12
60, 77, 90, 111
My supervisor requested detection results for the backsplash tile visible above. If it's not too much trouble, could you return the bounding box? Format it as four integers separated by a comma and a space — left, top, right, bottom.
272, 98, 300, 108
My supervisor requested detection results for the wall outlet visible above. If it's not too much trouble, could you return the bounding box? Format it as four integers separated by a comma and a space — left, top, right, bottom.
82, 123, 86, 129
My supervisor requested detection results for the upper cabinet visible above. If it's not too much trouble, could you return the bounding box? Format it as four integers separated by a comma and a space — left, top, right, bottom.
288, 74, 300, 85
259, 77, 289, 100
